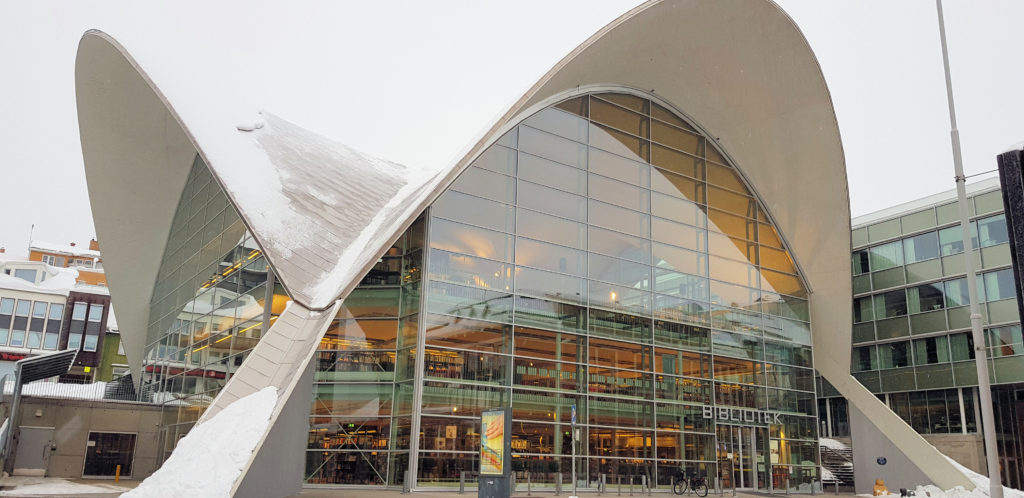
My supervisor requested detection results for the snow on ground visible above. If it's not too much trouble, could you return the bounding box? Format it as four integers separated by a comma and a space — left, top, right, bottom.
820, 438, 851, 451
857, 454, 1024, 498
122, 387, 278, 498
937, 455, 1024, 498
0, 477, 130, 496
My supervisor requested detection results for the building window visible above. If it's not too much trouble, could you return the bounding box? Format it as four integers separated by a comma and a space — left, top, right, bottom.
977, 214, 1008, 248
116, 338, 125, 356
853, 296, 874, 323
0, 298, 13, 345
949, 333, 975, 361
84, 303, 103, 352
10, 300, 30, 347
912, 336, 950, 365
944, 278, 971, 307
903, 231, 939, 264
982, 268, 1016, 302
40, 255, 66, 266
68, 302, 87, 350
44, 303, 63, 350
851, 346, 877, 372
907, 283, 944, 314
13, 269, 37, 283
877, 341, 910, 369
873, 289, 907, 318
828, 397, 850, 437
890, 389, 963, 434
987, 325, 1024, 358
27, 302, 46, 348
852, 250, 870, 275
869, 241, 903, 271
938, 222, 981, 256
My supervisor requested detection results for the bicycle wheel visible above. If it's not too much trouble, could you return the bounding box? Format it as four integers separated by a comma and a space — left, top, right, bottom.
672, 477, 687, 495
695, 481, 708, 497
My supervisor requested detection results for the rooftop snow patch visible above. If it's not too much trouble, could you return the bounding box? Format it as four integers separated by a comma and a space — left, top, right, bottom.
28, 240, 101, 259
0, 265, 79, 297
4, 381, 108, 400
123, 386, 278, 498
214, 112, 443, 309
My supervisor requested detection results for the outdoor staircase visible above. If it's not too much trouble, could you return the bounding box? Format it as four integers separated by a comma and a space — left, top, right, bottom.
819, 439, 855, 487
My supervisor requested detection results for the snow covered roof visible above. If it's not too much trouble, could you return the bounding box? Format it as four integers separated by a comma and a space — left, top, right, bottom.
28, 240, 101, 259
105, 307, 118, 332
0, 264, 79, 297
224, 112, 442, 308
71, 282, 110, 297
76, 30, 451, 375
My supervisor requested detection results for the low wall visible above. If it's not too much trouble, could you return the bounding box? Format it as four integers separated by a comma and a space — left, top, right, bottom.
15, 397, 163, 480
923, 433, 985, 475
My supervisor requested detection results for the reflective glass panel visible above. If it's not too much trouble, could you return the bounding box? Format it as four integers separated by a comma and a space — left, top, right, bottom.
449, 167, 515, 204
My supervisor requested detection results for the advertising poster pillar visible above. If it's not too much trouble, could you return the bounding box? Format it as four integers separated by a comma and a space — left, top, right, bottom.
479, 408, 511, 498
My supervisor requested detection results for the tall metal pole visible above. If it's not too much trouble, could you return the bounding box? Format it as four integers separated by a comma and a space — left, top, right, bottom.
571, 404, 578, 498
935, 2, 1003, 497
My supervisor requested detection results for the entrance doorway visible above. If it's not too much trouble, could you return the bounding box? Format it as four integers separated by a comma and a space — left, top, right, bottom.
82, 432, 136, 478
716, 425, 767, 490
13, 426, 54, 476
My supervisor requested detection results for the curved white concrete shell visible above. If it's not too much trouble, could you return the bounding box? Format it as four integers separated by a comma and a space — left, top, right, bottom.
75, 0, 973, 494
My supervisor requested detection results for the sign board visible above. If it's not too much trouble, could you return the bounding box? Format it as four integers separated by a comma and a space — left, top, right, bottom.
480, 409, 507, 476
571, 404, 577, 426
701, 405, 782, 425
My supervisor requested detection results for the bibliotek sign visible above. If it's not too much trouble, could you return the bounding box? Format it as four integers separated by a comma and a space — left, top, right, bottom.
702, 405, 782, 425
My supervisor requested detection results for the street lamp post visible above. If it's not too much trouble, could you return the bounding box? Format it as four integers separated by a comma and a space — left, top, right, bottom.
935, 2, 1003, 497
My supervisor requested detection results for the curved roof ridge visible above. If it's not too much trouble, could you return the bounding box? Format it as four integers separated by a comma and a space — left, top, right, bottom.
228, 111, 442, 308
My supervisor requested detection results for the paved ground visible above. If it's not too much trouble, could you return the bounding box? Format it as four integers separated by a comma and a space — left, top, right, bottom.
0, 476, 858, 497
293, 489, 858, 497
0, 476, 139, 497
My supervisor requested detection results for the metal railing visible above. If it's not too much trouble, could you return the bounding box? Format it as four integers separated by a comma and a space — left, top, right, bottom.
0, 373, 159, 404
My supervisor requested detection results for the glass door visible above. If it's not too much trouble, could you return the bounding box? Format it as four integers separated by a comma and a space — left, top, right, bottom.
716, 425, 733, 489
716, 425, 766, 491
754, 427, 768, 489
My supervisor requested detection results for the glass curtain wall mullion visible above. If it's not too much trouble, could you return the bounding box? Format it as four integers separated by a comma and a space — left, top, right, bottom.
406, 210, 432, 489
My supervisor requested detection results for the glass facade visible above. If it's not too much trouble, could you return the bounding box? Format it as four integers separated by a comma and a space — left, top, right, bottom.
305, 217, 424, 486
142, 156, 291, 463
143, 92, 818, 492
303, 91, 817, 491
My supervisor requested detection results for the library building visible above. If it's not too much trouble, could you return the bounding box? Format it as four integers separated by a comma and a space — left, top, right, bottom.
73, 0, 979, 495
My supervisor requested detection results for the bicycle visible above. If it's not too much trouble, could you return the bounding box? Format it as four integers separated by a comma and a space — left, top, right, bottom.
672, 472, 709, 497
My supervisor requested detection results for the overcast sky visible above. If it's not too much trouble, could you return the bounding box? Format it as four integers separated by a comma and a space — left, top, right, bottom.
1, 0, 1022, 256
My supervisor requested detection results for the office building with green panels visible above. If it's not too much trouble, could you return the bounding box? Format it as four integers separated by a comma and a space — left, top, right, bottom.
818, 176, 1024, 488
